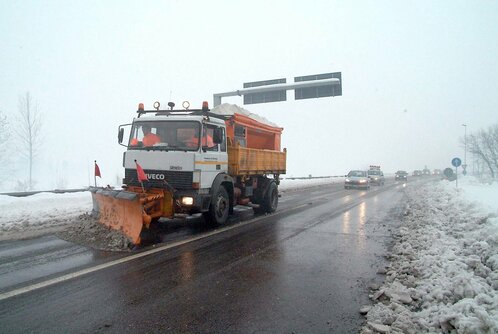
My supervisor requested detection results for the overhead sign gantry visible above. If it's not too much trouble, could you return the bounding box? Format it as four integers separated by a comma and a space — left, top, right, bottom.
213, 72, 342, 106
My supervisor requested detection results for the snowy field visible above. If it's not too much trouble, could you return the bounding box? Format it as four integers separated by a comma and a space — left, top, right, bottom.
1, 176, 497, 333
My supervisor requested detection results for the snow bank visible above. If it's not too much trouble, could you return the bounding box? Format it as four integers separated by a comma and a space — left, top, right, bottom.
361, 180, 498, 334
0, 192, 92, 240
279, 177, 345, 191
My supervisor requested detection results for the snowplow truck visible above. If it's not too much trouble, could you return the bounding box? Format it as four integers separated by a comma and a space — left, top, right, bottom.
90, 102, 286, 245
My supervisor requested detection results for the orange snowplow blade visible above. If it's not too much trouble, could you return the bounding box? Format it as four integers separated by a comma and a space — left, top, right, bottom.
89, 187, 173, 245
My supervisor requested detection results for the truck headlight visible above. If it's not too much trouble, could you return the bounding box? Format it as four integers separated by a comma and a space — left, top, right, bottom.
359, 179, 367, 183
181, 196, 194, 206
345, 178, 350, 182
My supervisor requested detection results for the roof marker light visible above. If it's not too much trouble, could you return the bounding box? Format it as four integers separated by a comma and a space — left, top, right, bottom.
138, 103, 144, 111
202, 101, 209, 111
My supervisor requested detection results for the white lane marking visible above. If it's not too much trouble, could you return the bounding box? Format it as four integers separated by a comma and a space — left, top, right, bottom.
0, 203, 310, 301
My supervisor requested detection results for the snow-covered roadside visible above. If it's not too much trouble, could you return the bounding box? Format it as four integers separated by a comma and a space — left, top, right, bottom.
361, 179, 498, 334
0, 192, 93, 241
0, 177, 342, 241
279, 176, 345, 191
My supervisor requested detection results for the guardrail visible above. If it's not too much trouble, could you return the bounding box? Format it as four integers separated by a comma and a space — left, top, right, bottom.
1, 175, 349, 197
284, 175, 345, 180
0, 188, 89, 198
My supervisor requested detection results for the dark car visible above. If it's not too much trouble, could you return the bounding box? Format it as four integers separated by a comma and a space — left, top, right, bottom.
395, 170, 408, 181
413, 170, 422, 176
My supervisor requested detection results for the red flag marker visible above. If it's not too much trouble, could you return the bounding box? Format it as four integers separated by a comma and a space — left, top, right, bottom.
135, 160, 147, 183
94, 161, 101, 178
94, 160, 101, 187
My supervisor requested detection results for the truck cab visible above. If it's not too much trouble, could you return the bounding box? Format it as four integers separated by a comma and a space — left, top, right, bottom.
119, 112, 229, 217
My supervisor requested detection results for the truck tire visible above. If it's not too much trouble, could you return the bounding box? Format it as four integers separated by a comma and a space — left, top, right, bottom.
205, 186, 229, 225
254, 182, 278, 214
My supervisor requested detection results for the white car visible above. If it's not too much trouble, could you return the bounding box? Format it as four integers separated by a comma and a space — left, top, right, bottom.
344, 170, 370, 190
368, 169, 385, 186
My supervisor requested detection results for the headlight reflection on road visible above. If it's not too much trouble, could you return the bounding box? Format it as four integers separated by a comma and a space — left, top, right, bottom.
357, 202, 367, 251
180, 251, 194, 282
341, 202, 368, 251
342, 211, 350, 234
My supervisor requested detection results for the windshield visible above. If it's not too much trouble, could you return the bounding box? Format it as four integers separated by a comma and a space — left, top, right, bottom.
368, 170, 381, 175
348, 170, 366, 177
129, 121, 201, 151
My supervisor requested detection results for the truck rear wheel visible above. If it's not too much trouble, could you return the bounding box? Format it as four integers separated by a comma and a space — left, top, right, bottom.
205, 186, 229, 225
254, 182, 278, 214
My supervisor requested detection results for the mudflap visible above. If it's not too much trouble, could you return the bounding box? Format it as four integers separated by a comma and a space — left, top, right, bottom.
90, 188, 145, 245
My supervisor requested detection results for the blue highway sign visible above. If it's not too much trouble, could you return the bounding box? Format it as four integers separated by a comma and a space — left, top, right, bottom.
452, 157, 462, 167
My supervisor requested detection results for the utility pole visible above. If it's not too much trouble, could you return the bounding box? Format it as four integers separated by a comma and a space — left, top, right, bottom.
462, 124, 467, 175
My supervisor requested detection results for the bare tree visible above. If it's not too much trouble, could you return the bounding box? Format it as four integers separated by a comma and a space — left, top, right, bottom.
466, 124, 498, 179
0, 111, 11, 186
15, 92, 43, 190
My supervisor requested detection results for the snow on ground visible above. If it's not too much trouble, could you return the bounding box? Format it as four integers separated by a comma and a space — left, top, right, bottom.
279, 176, 345, 191
1, 175, 497, 332
361, 177, 498, 334
0, 192, 92, 241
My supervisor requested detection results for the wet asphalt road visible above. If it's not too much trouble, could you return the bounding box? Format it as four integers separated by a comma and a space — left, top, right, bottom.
0, 178, 419, 333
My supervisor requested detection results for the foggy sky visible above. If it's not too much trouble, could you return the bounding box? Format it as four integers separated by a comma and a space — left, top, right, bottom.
1, 0, 497, 190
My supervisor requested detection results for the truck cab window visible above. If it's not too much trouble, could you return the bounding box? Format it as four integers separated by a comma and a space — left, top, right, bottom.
203, 124, 218, 151
220, 127, 227, 152
129, 121, 200, 151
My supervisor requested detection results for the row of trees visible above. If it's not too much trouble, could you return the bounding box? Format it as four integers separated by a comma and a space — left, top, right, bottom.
0, 92, 43, 190
465, 124, 498, 179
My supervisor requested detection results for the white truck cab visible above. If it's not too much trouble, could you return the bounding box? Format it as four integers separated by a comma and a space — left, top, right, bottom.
118, 110, 230, 217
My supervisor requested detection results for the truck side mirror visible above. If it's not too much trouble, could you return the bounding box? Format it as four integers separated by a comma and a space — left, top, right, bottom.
213, 128, 223, 144
118, 128, 124, 144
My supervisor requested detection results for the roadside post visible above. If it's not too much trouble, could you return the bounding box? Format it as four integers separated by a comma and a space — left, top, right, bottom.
452, 157, 462, 189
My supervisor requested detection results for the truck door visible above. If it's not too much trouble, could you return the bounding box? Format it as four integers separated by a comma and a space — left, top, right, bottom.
197, 124, 228, 188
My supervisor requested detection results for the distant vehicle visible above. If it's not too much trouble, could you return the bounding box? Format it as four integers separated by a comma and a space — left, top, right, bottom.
395, 170, 408, 181
413, 170, 422, 176
433, 169, 442, 176
422, 168, 431, 176
367, 167, 385, 186
344, 170, 370, 190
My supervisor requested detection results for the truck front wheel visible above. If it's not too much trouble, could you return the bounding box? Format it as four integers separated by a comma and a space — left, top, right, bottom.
205, 186, 229, 225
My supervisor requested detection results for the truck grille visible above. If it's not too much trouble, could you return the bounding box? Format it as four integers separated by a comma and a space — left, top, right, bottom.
124, 169, 193, 190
